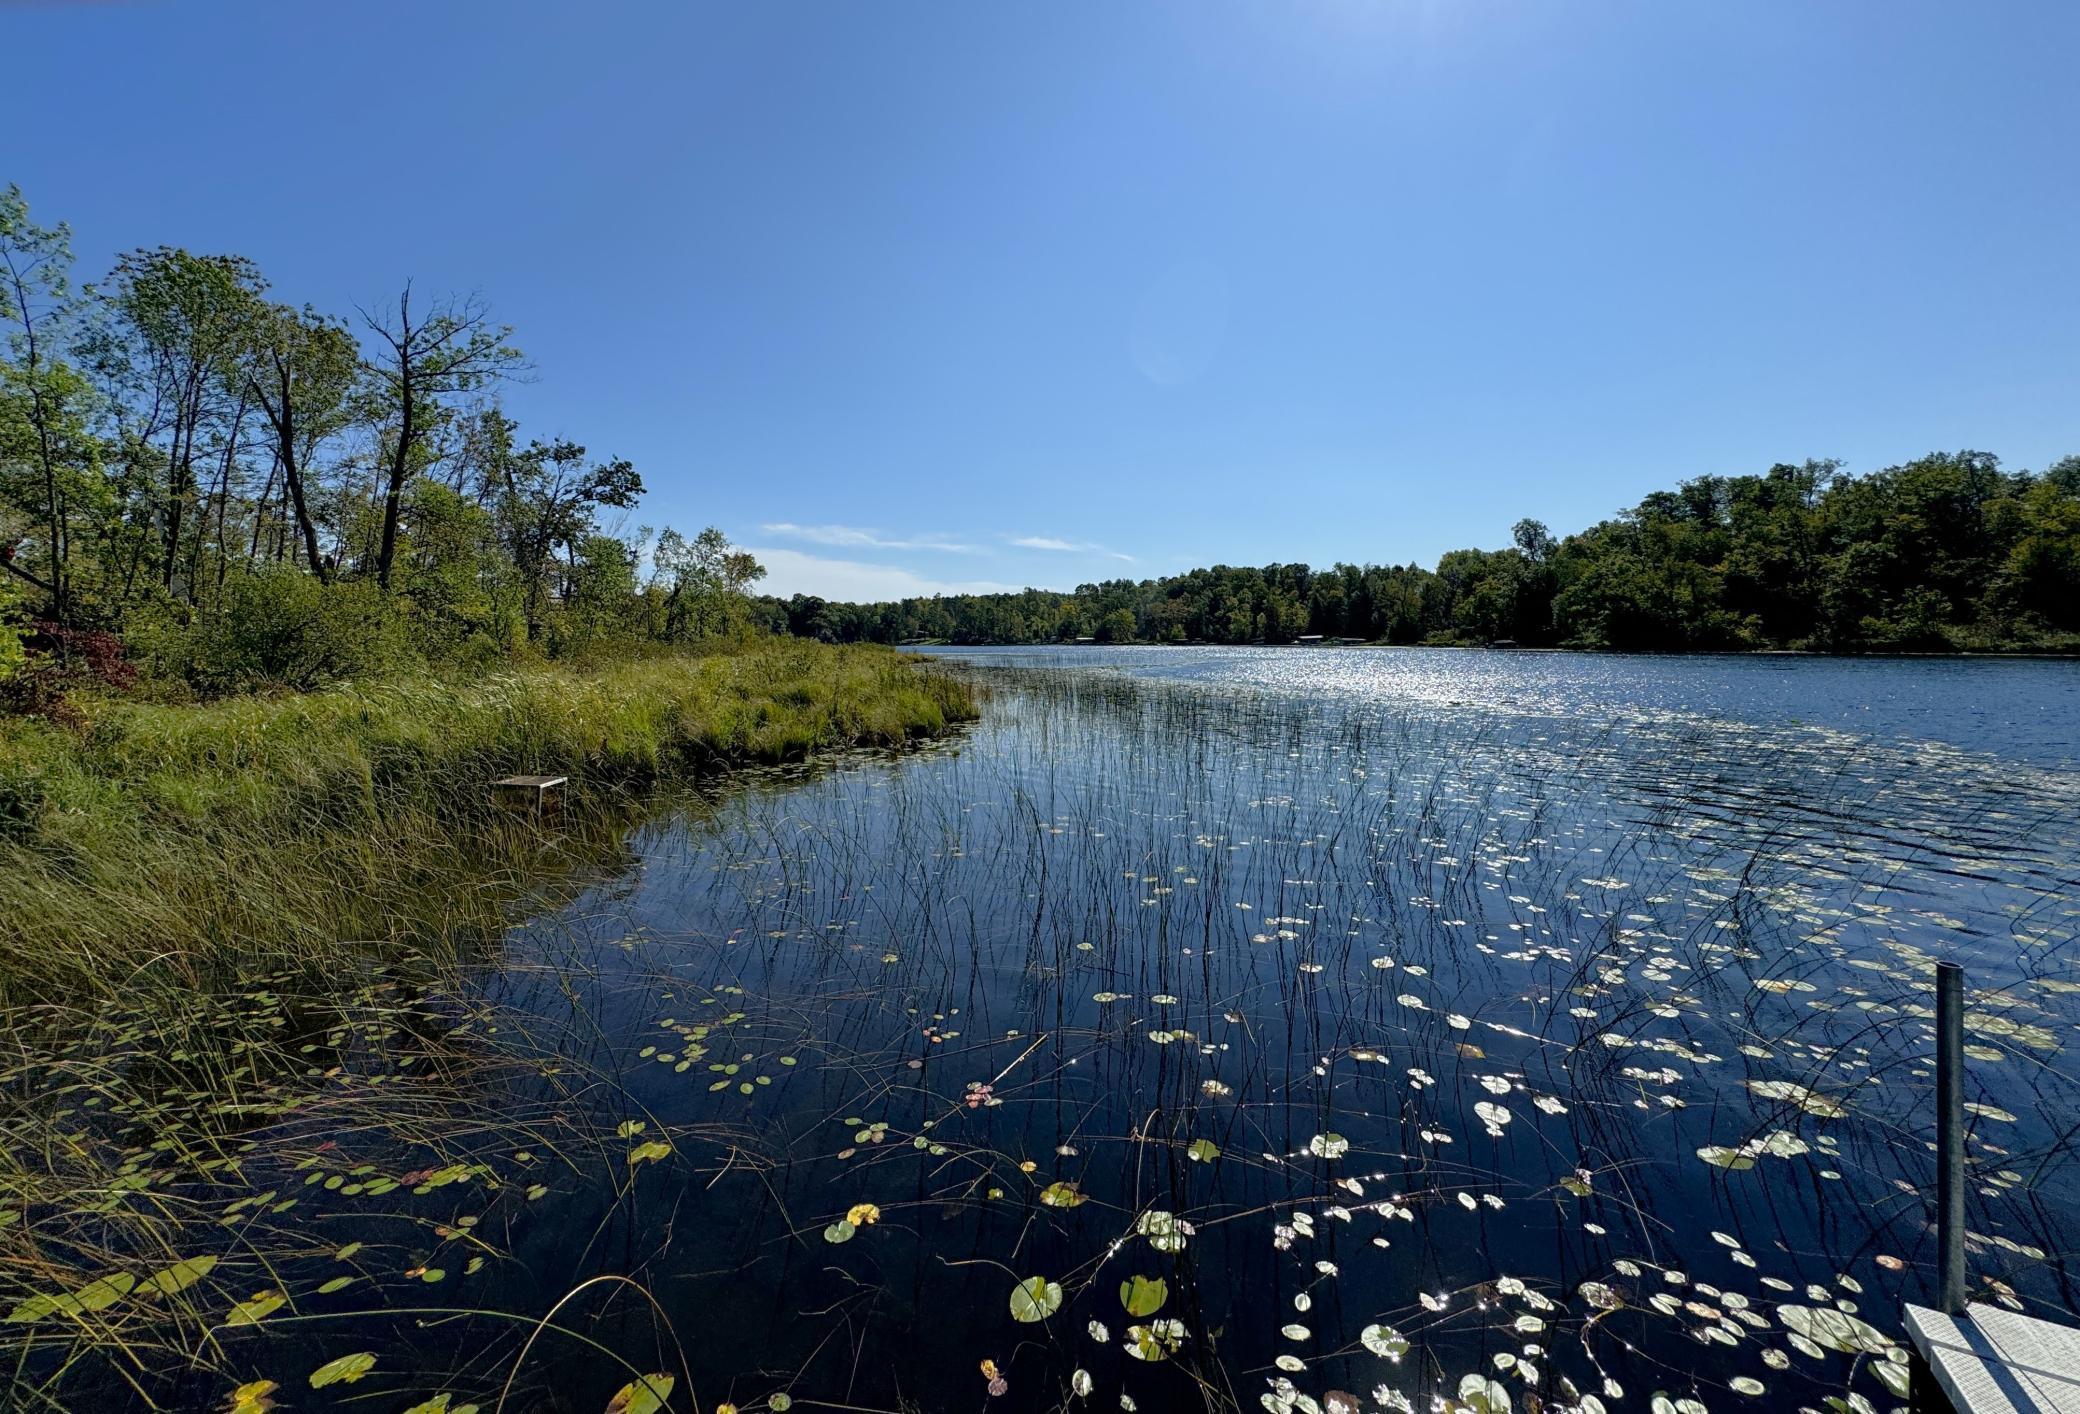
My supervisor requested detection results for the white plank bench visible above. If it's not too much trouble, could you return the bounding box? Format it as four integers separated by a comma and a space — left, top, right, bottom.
1906, 1304, 2080, 1413
491, 774, 568, 816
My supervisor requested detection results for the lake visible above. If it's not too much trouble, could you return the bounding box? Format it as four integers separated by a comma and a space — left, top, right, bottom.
21, 647, 2080, 1413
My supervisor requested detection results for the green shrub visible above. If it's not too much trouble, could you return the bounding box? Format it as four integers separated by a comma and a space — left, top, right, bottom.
0, 576, 23, 684
141, 568, 420, 695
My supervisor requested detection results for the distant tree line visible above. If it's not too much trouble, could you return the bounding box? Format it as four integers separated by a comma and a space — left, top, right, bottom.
774, 451, 2080, 654
11, 180, 2074, 707
0, 186, 764, 705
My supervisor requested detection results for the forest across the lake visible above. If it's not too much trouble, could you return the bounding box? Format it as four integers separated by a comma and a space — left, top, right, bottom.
775, 450, 2080, 654
6, 183, 2079, 719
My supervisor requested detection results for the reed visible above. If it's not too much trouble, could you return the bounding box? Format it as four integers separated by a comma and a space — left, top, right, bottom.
0, 638, 975, 1004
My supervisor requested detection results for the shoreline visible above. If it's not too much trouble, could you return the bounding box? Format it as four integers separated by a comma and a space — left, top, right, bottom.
0, 640, 977, 1005
913, 640, 2080, 662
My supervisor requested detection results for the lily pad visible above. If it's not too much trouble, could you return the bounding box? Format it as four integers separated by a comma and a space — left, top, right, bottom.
1009, 1275, 1063, 1322
1360, 1322, 1409, 1359
1135, 1209, 1191, 1252
225, 1290, 288, 1326
605, 1374, 676, 1414
1125, 1318, 1184, 1361
1120, 1274, 1167, 1317
141, 1257, 217, 1295
1697, 1145, 1758, 1170
308, 1351, 376, 1388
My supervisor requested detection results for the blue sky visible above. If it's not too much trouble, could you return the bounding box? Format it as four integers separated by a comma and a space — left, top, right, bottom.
7, 1, 2077, 600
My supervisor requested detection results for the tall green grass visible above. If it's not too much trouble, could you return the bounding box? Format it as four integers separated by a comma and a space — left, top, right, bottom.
0, 639, 974, 1003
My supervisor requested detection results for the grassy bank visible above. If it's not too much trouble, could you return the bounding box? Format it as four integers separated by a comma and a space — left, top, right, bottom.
0, 638, 975, 1004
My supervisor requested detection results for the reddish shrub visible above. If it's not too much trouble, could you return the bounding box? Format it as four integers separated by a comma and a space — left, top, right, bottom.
2, 620, 138, 718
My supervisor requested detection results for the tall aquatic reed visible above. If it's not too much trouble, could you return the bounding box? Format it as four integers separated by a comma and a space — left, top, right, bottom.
0, 639, 975, 1004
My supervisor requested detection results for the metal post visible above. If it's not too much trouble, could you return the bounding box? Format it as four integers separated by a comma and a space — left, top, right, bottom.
1935, 960, 1967, 1316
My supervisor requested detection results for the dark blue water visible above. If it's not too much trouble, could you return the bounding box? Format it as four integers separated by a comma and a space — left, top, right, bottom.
462, 648, 2078, 1413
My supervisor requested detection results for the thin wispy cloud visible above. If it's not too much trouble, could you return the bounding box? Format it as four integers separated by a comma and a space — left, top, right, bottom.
1008, 535, 1135, 562
761, 523, 978, 554
746, 547, 1048, 601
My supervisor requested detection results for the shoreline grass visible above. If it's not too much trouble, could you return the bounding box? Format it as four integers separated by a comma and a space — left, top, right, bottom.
0, 638, 975, 1004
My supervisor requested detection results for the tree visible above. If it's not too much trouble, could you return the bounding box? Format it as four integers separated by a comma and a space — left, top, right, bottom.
653, 526, 766, 640
1992, 478, 2080, 629
0, 185, 99, 624
107, 246, 268, 595
558, 532, 641, 652
786, 594, 836, 641
1096, 607, 1137, 642
361, 286, 523, 589
396, 477, 506, 650
446, 404, 520, 503
494, 438, 641, 638
244, 304, 360, 581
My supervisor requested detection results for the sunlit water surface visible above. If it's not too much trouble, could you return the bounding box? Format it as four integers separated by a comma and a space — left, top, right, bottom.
36, 648, 2077, 1414
477, 648, 2080, 1413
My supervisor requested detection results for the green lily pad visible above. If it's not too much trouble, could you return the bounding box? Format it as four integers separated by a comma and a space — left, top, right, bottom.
1697, 1145, 1757, 1170
141, 1257, 217, 1295
1360, 1323, 1409, 1359
1039, 1181, 1087, 1208
309, 1351, 376, 1387
1009, 1275, 1063, 1322
605, 1374, 676, 1414
1120, 1274, 1168, 1317
225, 1290, 287, 1326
